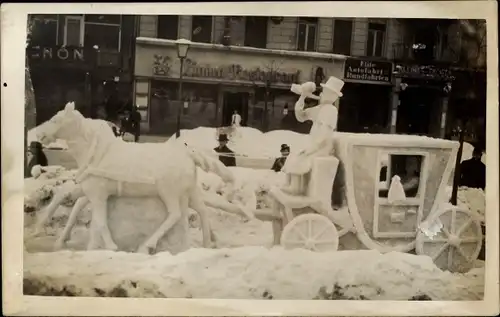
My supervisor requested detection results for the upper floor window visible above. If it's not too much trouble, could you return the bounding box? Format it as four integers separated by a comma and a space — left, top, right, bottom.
244, 16, 268, 48
367, 22, 386, 57
84, 15, 121, 51
332, 19, 353, 55
297, 17, 318, 51
29, 14, 58, 46
63, 14, 121, 51
191, 16, 213, 43
157, 15, 179, 40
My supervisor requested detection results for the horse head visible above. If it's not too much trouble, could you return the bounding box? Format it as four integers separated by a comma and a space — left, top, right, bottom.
37, 101, 85, 145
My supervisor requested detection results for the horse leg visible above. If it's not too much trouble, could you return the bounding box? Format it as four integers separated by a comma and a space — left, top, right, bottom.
86, 193, 118, 251
32, 184, 83, 237
137, 187, 182, 255
189, 188, 215, 248
54, 196, 90, 251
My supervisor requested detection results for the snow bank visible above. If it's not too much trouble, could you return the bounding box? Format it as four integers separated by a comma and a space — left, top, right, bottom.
178, 127, 309, 160
23, 248, 484, 300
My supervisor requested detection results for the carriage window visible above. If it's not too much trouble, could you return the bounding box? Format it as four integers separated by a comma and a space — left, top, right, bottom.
378, 154, 423, 199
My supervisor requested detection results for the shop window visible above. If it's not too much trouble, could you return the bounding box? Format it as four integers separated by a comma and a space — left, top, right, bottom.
84, 15, 121, 51
297, 17, 318, 51
244, 16, 268, 48
367, 22, 386, 57
191, 16, 213, 43
378, 154, 424, 199
64, 16, 84, 46
157, 15, 179, 40
29, 15, 58, 46
332, 19, 353, 55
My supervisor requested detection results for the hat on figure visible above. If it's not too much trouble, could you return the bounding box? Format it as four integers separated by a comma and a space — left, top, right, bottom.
280, 144, 290, 153
320, 76, 344, 97
218, 134, 229, 142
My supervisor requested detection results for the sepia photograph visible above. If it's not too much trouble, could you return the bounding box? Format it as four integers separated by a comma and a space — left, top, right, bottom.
2, 1, 498, 316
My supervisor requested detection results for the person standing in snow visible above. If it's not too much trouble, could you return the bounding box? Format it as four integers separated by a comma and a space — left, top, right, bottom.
271, 144, 290, 172
26, 141, 48, 178
231, 110, 242, 128
459, 146, 486, 190
214, 134, 236, 167
129, 107, 142, 142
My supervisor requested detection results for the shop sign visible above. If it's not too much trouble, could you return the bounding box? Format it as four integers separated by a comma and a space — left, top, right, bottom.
28, 46, 85, 62
152, 55, 300, 85
394, 63, 455, 81
344, 58, 392, 83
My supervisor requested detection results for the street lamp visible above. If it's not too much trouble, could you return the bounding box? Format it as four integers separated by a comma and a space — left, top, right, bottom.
175, 39, 191, 138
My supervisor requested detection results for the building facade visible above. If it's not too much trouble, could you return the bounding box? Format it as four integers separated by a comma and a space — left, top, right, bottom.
27, 14, 137, 124
132, 16, 477, 137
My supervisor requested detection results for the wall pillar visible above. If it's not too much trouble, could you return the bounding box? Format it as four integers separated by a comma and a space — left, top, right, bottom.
439, 96, 449, 139
389, 77, 401, 134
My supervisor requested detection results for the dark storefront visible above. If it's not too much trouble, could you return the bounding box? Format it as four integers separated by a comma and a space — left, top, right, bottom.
339, 58, 393, 133
392, 63, 454, 138
27, 14, 136, 125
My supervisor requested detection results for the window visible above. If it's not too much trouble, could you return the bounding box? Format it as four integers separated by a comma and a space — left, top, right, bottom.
297, 17, 318, 51
191, 16, 213, 43
135, 81, 149, 122
84, 15, 121, 51
157, 15, 179, 40
29, 15, 58, 46
64, 16, 84, 46
332, 19, 353, 55
244, 17, 268, 48
367, 22, 386, 57
378, 154, 423, 198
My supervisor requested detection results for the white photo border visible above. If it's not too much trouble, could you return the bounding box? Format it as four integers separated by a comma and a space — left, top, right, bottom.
1, 1, 498, 316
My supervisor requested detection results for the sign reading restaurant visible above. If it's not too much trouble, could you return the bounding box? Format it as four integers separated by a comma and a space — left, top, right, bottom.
344, 58, 392, 84
152, 54, 300, 85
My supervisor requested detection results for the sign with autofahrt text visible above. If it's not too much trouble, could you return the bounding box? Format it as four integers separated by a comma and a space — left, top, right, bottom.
344, 58, 393, 84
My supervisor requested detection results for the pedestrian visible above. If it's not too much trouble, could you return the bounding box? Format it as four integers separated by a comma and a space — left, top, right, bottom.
231, 110, 242, 128
214, 134, 236, 167
271, 144, 290, 172
459, 146, 486, 190
129, 107, 142, 142
26, 141, 48, 178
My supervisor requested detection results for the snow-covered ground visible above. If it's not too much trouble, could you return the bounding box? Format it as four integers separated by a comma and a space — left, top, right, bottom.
23, 163, 485, 300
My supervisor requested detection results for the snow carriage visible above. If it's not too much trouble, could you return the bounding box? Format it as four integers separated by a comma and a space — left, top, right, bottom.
254, 133, 484, 273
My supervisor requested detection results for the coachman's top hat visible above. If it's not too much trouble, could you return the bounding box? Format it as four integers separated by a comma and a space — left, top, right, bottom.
320, 76, 345, 97
218, 134, 229, 142
280, 144, 290, 152
29, 141, 43, 150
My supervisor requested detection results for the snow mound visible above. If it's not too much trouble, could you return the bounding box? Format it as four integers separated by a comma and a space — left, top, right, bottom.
178, 127, 309, 159
23, 248, 484, 300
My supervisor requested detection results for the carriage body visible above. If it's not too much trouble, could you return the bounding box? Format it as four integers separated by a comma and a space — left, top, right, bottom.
265, 133, 483, 272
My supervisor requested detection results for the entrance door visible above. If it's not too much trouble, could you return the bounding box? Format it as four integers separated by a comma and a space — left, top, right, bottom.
397, 87, 435, 135
222, 91, 249, 126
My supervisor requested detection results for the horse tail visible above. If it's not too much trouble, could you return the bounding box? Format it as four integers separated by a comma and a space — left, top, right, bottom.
186, 146, 235, 183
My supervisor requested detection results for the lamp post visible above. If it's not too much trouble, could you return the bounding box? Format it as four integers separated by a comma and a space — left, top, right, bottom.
175, 39, 191, 138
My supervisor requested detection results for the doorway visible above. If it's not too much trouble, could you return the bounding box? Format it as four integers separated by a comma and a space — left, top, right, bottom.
222, 91, 249, 126
397, 87, 438, 135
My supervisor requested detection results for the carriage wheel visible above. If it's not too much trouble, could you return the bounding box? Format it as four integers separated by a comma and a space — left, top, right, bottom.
280, 214, 339, 252
416, 207, 483, 273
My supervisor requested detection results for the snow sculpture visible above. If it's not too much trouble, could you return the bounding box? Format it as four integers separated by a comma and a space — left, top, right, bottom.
36, 102, 235, 254
282, 77, 344, 194
388, 175, 407, 204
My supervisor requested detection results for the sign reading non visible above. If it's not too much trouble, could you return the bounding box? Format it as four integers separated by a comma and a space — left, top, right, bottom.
28, 46, 85, 62
344, 58, 392, 83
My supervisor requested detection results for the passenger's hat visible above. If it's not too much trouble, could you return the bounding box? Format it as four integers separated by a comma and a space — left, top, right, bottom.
218, 134, 229, 142
280, 144, 290, 152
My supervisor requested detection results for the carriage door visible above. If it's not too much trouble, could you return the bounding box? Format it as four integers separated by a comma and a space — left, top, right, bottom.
373, 151, 429, 239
